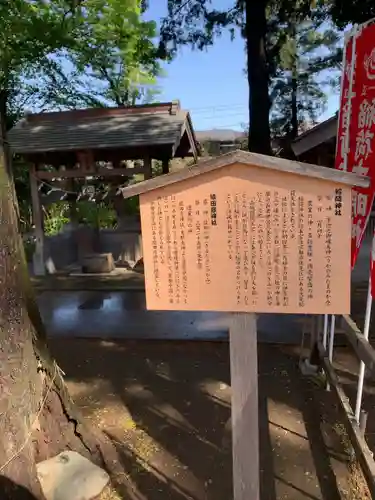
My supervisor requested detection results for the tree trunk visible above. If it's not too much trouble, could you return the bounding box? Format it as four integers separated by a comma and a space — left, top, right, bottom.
0, 90, 12, 180
245, 0, 272, 155
291, 75, 298, 139
0, 91, 47, 339
0, 146, 111, 497
290, 25, 298, 140
291, 77, 298, 140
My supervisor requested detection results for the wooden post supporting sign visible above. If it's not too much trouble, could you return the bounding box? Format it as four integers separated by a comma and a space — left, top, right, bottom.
230, 313, 259, 500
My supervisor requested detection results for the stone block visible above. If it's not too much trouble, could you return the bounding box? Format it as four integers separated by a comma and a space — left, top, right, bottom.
81, 253, 115, 273
37, 451, 109, 500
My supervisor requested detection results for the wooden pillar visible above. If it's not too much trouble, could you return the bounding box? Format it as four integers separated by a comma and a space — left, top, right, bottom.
30, 164, 45, 276
77, 149, 95, 174
162, 158, 170, 175
144, 155, 152, 180
68, 180, 78, 226
230, 313, 259, 500
68, 179, 79, 263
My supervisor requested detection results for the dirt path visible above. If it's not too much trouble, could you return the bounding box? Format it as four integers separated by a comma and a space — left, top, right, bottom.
49, 339, 368, 500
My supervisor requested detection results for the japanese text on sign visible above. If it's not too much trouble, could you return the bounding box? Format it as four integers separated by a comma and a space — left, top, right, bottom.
141, 165, 351, 314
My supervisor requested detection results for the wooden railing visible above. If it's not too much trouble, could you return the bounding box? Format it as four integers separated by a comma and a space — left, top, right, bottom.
314, 315, 375, 496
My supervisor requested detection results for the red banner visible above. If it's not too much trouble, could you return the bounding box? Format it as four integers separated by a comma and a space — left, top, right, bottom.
335, 23, 375, 270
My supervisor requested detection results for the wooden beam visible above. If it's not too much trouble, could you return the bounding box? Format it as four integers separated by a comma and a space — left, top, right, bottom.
30, 164, 45, 276
185, 115, 199, 163
341, 315, 375, 377
76, 150, 95, 173
162, 158, 170, 175
35, 167, 145, 180
230, 313, 259, 500
318, 341, 375, 497
31, 273, 145, 292
172, 123, 186, 159
23, 144, 174, 165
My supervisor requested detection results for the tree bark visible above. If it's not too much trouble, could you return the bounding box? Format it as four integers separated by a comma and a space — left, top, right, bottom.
245, 0, 272, 155
0, 152, 112, 496
290, 23, 298, 140
0, 90, 12, 180
0, 92, 47, 341
291, 78, 298, 139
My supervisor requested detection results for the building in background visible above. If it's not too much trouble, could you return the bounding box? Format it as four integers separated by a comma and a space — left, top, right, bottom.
195, 129, 247, 156
291, 114, 338, 167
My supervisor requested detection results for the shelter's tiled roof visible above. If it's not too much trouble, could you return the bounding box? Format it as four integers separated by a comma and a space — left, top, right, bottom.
8, 101, 197, 156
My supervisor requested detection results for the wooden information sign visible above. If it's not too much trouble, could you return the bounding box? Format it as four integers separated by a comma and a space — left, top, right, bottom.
121, 151, 369, 500
140, 163, 351, 314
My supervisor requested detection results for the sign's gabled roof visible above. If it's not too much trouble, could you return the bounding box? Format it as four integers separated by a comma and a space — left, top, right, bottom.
120, 150, 369, 199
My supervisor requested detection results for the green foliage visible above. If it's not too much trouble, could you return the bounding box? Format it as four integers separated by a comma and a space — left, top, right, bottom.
76, 201, 117, 229
0, 0, 161, 233
0, 1, 77, 79
152, 160, 163, 176
23, 55, 107, 111
269, 6, 342, 138
96, 203, 117, 229
43, 203, 70, 236
123, 196, 140, 215
159, 0, 241, 57
69, 0, 162, 106
159, 0, 345, 154
329, 0, 375, 27
0, 1, 162, 116
42, 200, 118, 232
34, 198, 125, 237
160, 0, 348, 151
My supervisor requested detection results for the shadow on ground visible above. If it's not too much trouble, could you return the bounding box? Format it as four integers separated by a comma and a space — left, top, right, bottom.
49, 339, 356, 500
0, 476, 38, 500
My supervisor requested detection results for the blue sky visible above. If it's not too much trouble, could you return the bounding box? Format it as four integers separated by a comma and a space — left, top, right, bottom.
145, 1, 339, 132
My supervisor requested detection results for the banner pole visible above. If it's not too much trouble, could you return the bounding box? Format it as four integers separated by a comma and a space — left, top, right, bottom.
328, 314, 336, 363
326, 315, 336, 391
343, 24, 358, 172
322, 314, 329, 350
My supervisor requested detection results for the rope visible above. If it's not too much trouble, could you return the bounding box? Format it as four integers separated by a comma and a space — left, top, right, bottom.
0, 363, 58, 473
31, 174, 76, 196
32, 174, 117, 200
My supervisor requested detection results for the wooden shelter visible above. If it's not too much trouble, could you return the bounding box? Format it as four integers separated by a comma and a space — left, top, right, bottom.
9, 101, 199, 275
